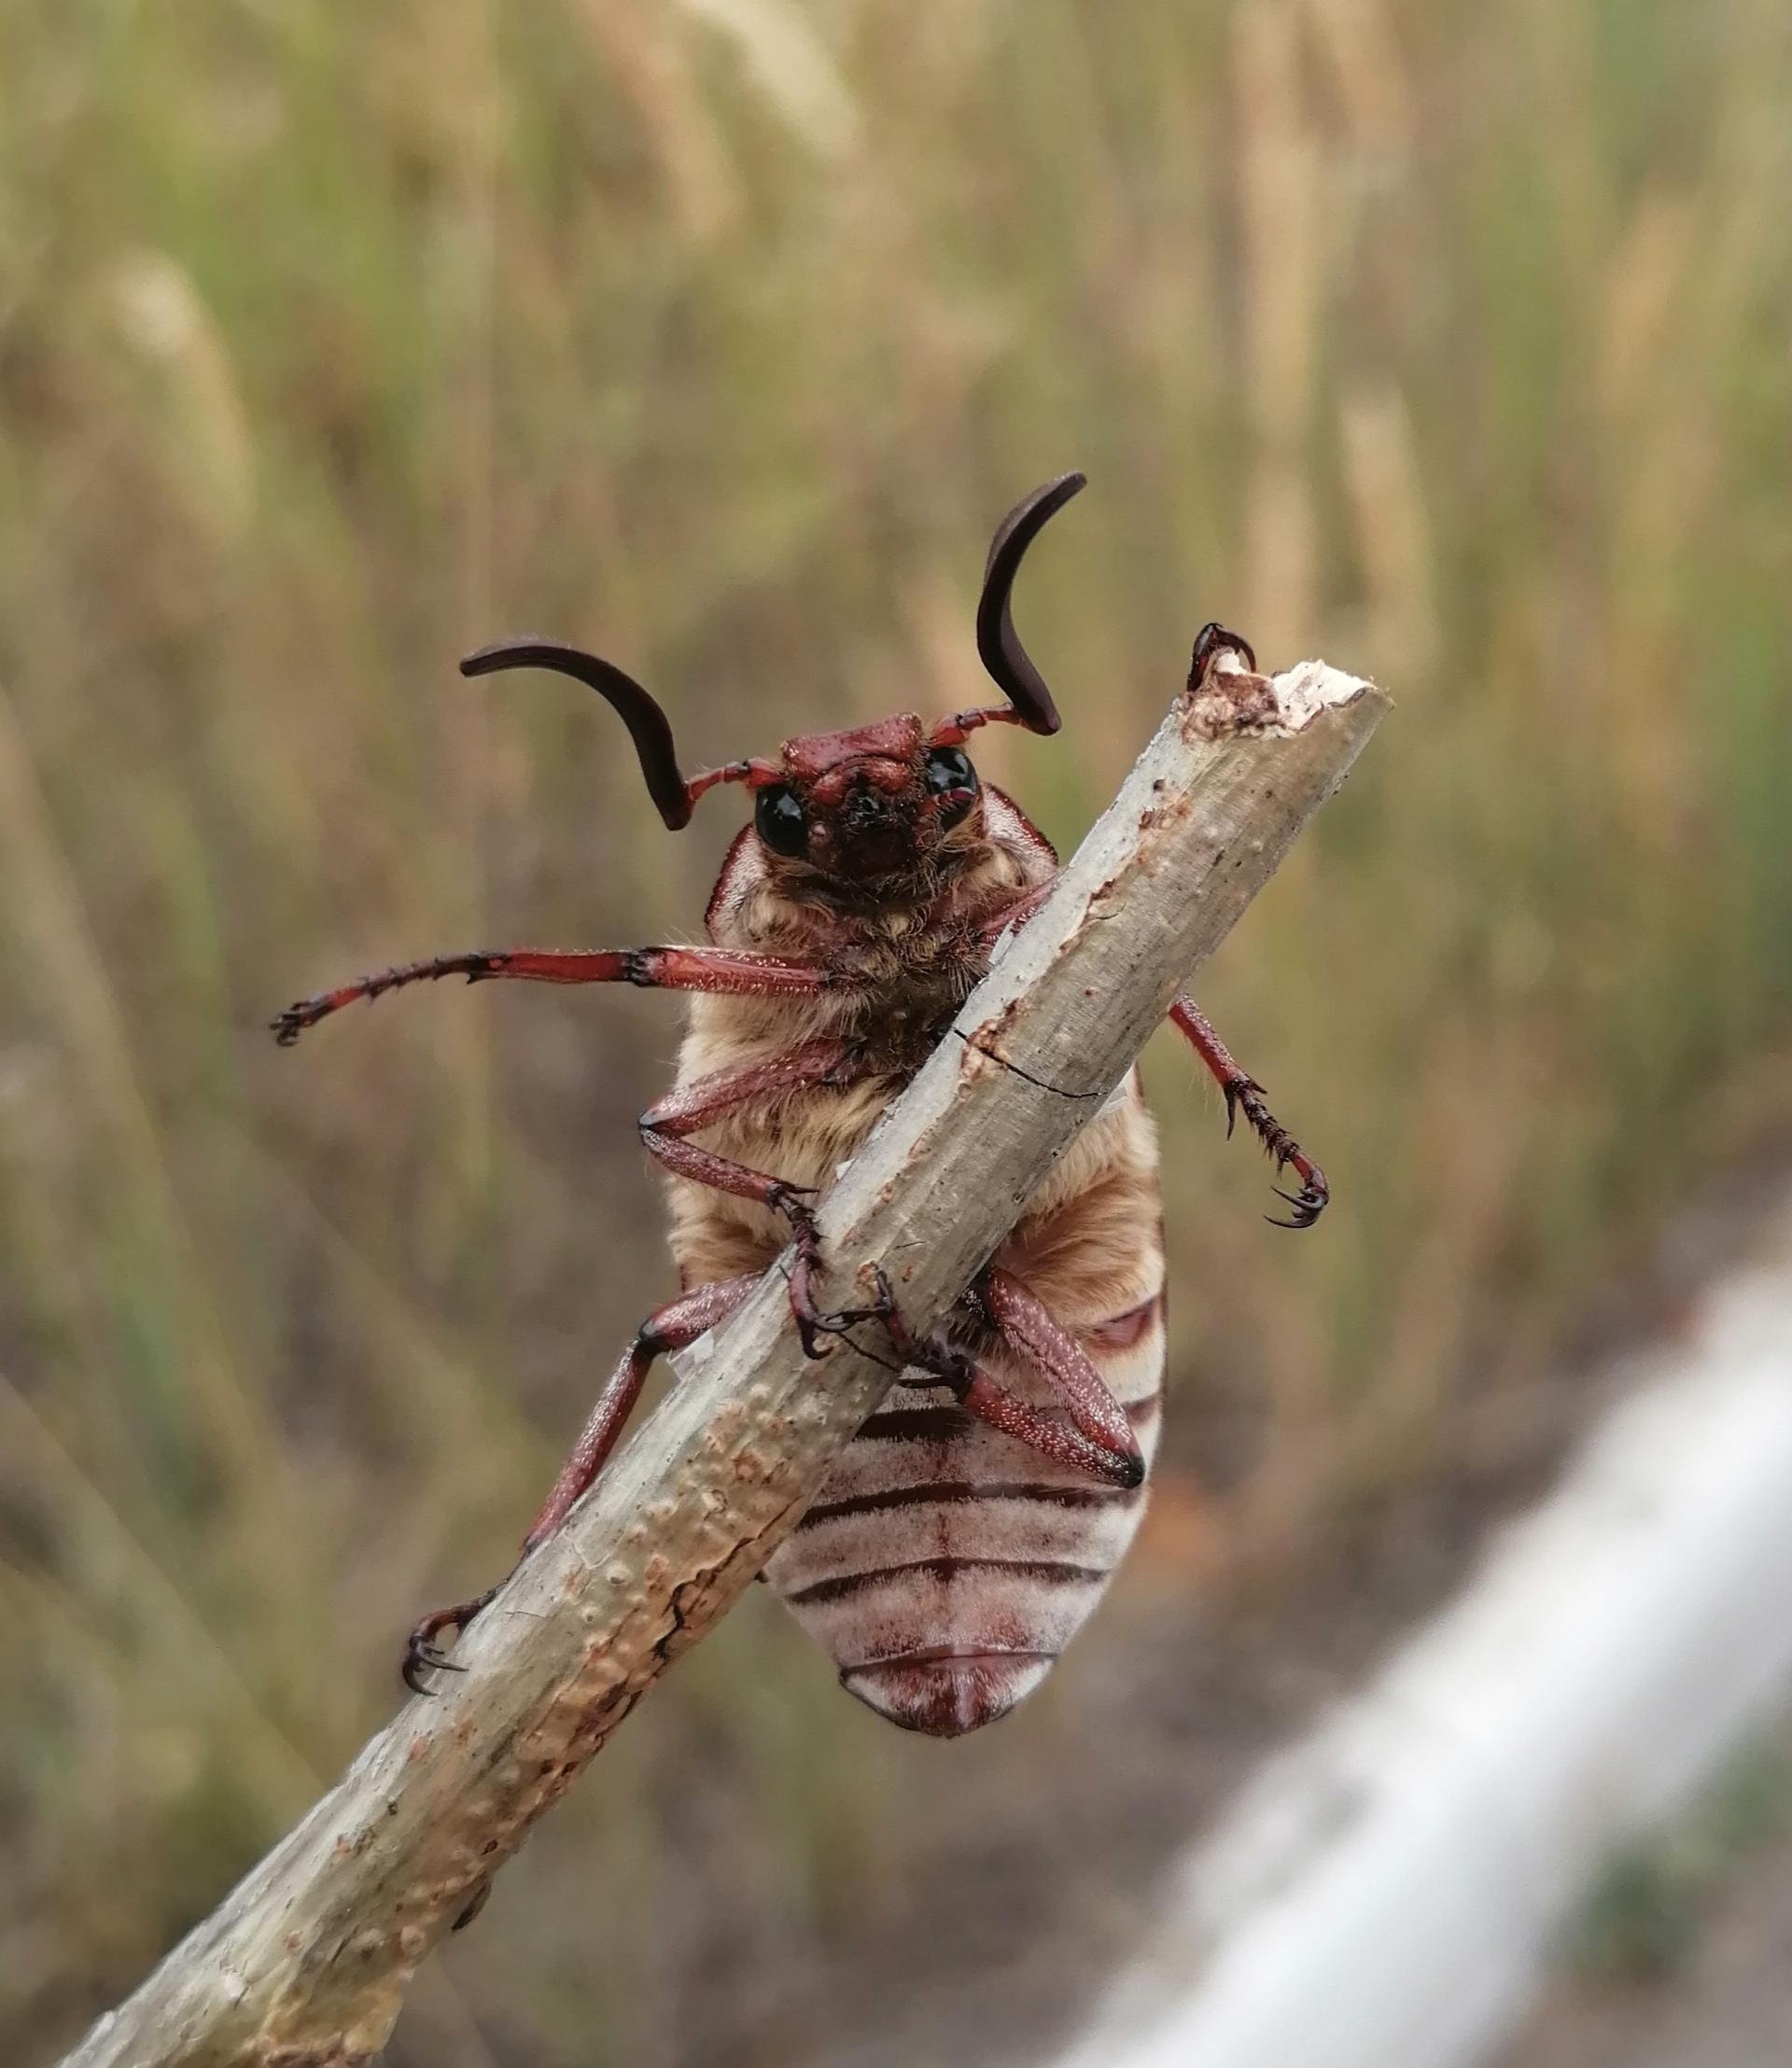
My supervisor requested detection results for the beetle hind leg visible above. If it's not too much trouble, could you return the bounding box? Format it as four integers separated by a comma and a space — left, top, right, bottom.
864, 1269, 1143, 1488
400, 1273, 759, 1694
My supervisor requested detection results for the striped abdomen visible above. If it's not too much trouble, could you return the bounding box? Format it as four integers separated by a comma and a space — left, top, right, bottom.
763, 1290, 1165, 1735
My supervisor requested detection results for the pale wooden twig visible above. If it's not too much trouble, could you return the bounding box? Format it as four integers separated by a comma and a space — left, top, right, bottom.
63, 650, 1387, 2068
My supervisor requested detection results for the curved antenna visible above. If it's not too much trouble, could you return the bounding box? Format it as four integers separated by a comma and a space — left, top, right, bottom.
974, 470, 1085, 735
460, 639, 696, 830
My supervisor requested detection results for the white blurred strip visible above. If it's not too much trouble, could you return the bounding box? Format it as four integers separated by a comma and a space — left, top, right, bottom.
1060, 1228, 1792, 2068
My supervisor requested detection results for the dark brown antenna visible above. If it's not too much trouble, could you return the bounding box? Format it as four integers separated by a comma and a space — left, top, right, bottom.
974, 470, 1085, 735
460, 639, 696, 830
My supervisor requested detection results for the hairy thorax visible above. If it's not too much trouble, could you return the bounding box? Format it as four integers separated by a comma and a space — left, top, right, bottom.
698, 790, 1045, 1046
660, 792, 1166, 1334
667, 793, 1053, 1280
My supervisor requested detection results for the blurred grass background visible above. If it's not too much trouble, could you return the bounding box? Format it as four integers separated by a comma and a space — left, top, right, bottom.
2, 0, 1790, 2062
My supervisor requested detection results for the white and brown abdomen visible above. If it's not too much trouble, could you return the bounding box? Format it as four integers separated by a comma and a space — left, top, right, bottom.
763, 1086, 1166, 1737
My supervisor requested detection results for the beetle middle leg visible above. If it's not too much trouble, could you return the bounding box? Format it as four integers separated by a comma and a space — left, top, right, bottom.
638, 1040, 894, 1356
403, 1271, 760, 1693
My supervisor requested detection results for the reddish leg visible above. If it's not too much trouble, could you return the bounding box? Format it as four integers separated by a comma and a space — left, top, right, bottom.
272, 944, 832, 1046
1168, 992, 1328, 1228
976, 877, 1057, 948
403, 1272, 759, 1693
637, 1040, 892, 1356
867, 1269, 1143, 1490
977, 1267, 1141, 1472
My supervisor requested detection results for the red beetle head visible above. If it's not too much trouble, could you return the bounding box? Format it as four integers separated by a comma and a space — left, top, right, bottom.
732, 712, 980, 885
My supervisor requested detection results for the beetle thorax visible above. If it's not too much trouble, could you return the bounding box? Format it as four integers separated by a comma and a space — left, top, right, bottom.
700, 786, 1052, 1067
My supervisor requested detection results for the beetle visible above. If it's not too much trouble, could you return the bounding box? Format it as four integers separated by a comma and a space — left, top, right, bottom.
273, 473, 1326, 1735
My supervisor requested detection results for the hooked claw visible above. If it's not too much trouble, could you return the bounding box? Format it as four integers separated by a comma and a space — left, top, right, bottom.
771, 1185, 890, 1356
271, 1000, 321, 1047
400, 1589, 497, 1695
1266, 1174, 1329, 1231
1220, 1075, 1329, 1230
401, 1643, 466, 1697
1187, 622, 1259, 689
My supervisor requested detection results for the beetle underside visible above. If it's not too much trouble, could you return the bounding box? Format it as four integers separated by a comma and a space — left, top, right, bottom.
273, 474, 1327, 1733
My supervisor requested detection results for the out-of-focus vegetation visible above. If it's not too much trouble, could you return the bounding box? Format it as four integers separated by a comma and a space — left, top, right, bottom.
2, 1, 1789, 2062
1571, 1724, 1792, 1986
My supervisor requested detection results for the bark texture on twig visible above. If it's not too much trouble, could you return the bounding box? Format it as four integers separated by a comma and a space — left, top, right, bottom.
63, 650, 1386, 2068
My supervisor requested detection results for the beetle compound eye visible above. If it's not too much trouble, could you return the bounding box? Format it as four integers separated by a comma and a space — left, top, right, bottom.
754, 785, 809, 858
924, 748, 979, 829
925, 748, 975, 795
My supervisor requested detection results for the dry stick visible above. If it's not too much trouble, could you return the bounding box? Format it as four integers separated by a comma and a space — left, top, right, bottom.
63, 650, 1387, 2068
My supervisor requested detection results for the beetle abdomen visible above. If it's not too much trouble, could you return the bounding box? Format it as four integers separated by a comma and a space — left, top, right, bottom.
763, 1301, 1165, 1735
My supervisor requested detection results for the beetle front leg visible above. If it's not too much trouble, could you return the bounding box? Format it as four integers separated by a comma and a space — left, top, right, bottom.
1168, 993, 1329, 1228
403, 1272, 760, 1693
272, 944, 832, 1046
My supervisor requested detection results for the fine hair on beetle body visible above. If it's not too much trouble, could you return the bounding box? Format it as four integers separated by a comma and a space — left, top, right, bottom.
273, 472, 1330, 1738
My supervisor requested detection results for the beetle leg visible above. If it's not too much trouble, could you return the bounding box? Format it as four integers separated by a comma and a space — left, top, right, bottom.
770, 1191, 894, 1359
973, 1267, 1144, 1482
1167, 992, 1329, 1228
402, 1272, 760, 1694
1186, 621, 1258, 685
271, 944, 832, 1046
637, 1041, 892, 1357
975, 877, 1057, 948
863, 1269, 1143, 1489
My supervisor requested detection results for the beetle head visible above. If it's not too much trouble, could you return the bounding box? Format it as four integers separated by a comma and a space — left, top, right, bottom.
747, 712, 987, 886
459, 471, 1083, 878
